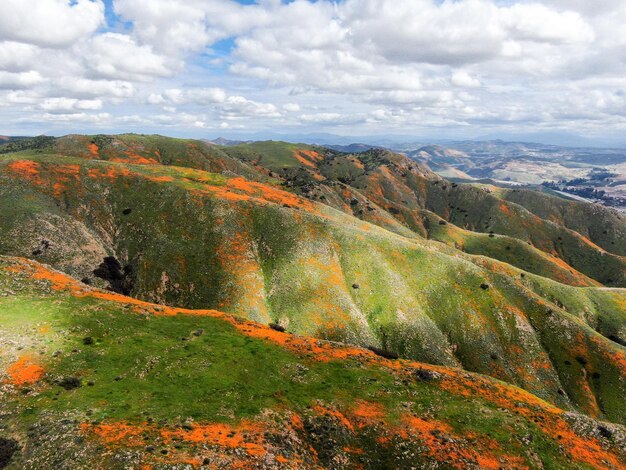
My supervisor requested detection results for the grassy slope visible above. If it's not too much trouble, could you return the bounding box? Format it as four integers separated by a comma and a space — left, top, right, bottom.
359, 161, 626, 287
52, 134, 270, 183
421, 210, 600, 287
1, 153, 625, 424
11, 135, 624, 287
224, 141, 318, 170
498, 187, 626, 256
221, 142, 626, 287
0, 257, 624, 469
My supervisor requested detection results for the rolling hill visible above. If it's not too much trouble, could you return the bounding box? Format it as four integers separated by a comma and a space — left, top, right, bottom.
0, 256, 624, 469
1, 135, 625, 423
0, 133, 624, 466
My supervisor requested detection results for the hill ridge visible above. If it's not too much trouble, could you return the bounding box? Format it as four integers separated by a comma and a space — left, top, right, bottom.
1, 255, 625, 468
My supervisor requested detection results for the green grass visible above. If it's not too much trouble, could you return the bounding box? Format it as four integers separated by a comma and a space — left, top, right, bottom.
225, 141, 317, 169
0, 262, 615, 469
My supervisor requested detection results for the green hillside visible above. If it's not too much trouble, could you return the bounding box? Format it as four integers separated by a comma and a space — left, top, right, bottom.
0, 257, 624, 469
219, 142, 626, 287
1, 144, 625, 425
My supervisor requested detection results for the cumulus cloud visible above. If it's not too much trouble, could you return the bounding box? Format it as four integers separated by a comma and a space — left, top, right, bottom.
0, 71, 45, 89
0, 42, 40, 72
148, 88, 227, 105
221, 96, 281, 119
451, 71, 481, 88
56, 79, 135, 99
2, 0, 626, 137
82, 33, 173, 81
0, 0, 104, 48
283, 103, 301, 112
39, 97, 103, 113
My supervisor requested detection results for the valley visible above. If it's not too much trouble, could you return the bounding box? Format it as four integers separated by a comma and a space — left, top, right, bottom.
405, 141, 626, 211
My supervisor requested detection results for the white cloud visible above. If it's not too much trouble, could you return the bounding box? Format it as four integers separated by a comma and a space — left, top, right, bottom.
221, 96, 281, 119
2, 0, 626, 137
20, 112, 111, 123
56, 78, 135, 99
0, 0, 104, 48
113, 0, 271, 55
0, 42, 39, 72
82, 33, 173, 81
149, 87, 227, 105
0, 71, 45, 89
39, 97, 103, 113
283, 103, 300, 112
451, 71, 481, 88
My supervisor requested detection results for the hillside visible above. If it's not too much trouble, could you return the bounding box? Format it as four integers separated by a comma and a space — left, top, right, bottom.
1, 256, 624, 469
11, 134, 625, 286
0, 136, 625, 427
217, 141, 626, 287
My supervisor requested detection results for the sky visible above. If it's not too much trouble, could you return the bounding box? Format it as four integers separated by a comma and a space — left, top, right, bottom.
2, 0, 626, 143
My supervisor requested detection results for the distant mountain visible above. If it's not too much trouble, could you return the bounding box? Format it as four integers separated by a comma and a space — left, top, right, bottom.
205, 136, 253, 146
205, 130, 626, 149
0, 135, 33, 144
322, 143, 383, 153
474, 132, 626, 149
404, 140, 626, 209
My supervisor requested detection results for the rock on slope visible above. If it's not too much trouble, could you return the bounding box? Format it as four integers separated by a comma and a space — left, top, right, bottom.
0, 256, 624, 469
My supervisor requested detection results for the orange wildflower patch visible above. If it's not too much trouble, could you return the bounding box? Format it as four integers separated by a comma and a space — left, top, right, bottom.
5, 160, 44, 185
145, 175, 174, 183
224, 177, 317, 211
6, 354, 45, 386
499, 203, 514, 216
214, 228, 269, 319
293, 149, 323, 169
400, 416, 501, 469
111, 153, 158, 165
5, 160, 83, 197
312, 404, 354, 431
226, 319, 372, 363
80, 422, 149, 447
87, 143, 99, 158
544, 253, 599, 286
294, 151, 317, 169
290, 414, 304, 431
161, 421, 266, 457
82, 420, 268, 458
577, 234, 607, 253
86, 165, 135, 182
51, 164, 80, 197
435, 370, 624, 469
305, 256, 344, 287
190, 175, 320, 213
351, 401, 384, 425
38, 324, 51, 334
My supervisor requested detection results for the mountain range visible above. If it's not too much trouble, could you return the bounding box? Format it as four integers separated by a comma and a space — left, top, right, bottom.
0, 134, 624, 469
